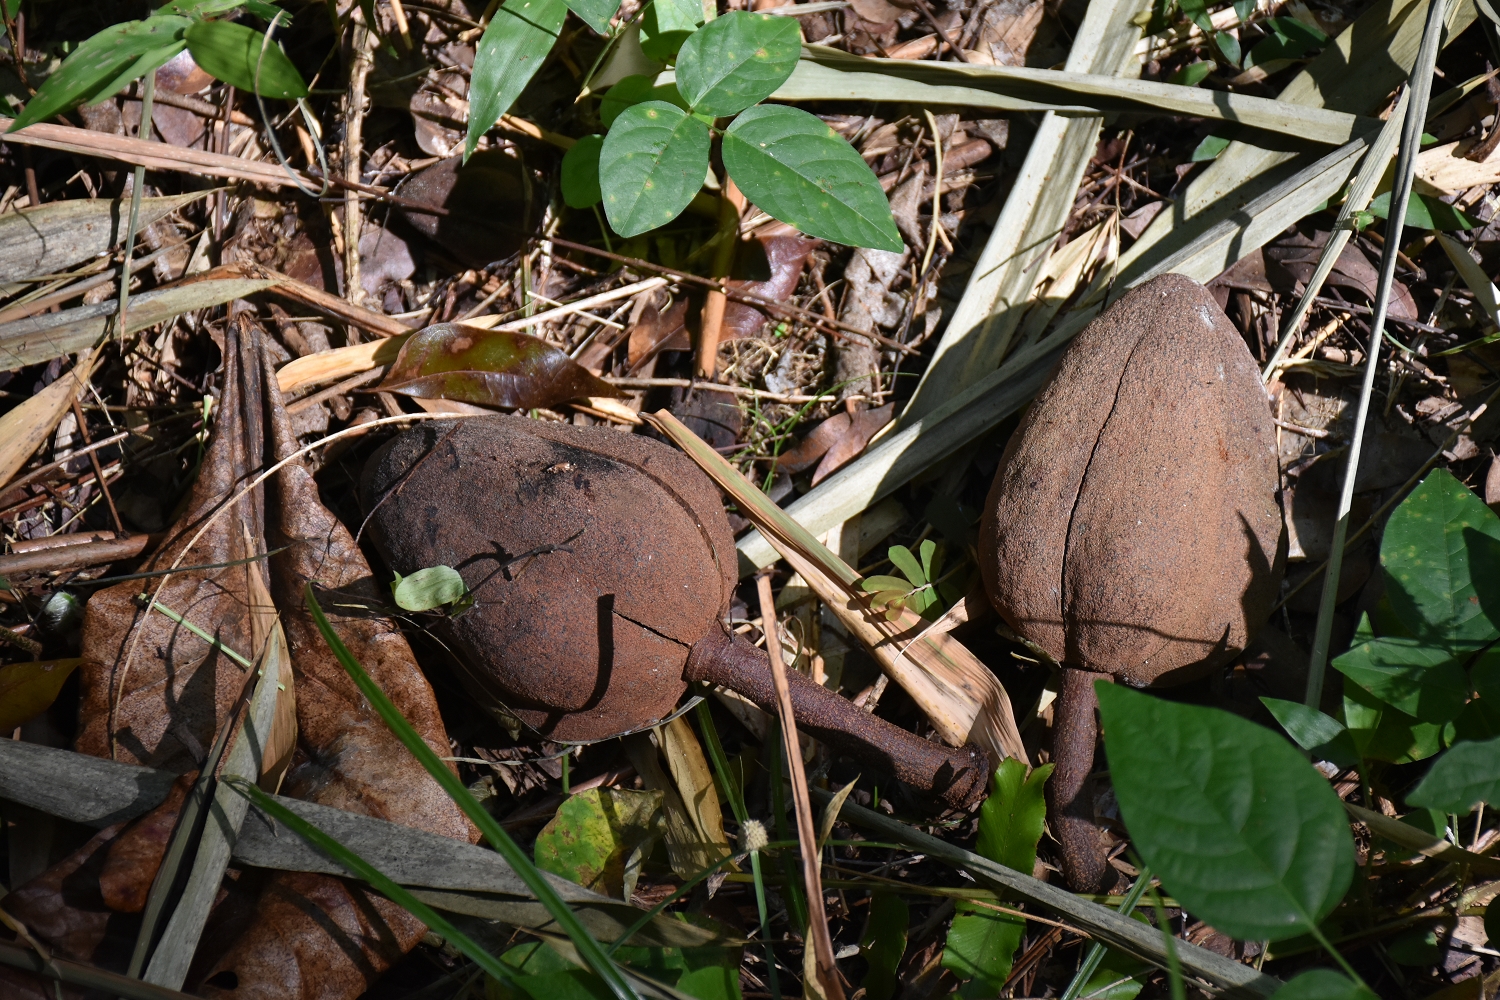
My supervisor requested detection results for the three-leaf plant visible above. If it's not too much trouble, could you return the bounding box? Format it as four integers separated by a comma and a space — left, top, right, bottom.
563, 11, 902, 250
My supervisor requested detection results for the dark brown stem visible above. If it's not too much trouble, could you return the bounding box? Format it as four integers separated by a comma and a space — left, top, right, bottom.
1048, 667, 1112, 892
685, 626, 989, 811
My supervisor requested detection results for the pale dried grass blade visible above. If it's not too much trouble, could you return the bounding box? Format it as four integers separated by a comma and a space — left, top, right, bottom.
1263, 88, 1412, 377
1436, 231, 1500, 327
647, 410, 1026, 766
0, 191, 208, 288
278, 337, 408, 395
0, 350, 97, 488
901, 0, 1149, 422
656, 716, 730, 856
1416, 136, 1500, 192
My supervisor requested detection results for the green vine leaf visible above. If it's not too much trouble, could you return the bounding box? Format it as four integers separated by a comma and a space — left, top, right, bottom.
185, 19, 308, 99
600, 75, 687, 128
722, 104, 903, 252
1406, 735, 1500, 814
675, 11, 800, 116
563, 0, 622, 35
1098, 684, 1354, 942
600, 101, 711, 237
639, 0, 704, 60
465, 0, 569, 160
561, 134, 604, 208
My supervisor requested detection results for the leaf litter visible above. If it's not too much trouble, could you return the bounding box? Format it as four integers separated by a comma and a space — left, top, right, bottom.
2, 0, 1500, 997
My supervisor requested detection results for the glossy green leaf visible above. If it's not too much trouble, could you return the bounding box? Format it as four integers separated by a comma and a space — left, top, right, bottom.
639, 0, 704, 60
1273, 970, 1378, 1000
860, 893, 907, 1000
164, 0, 287, 18
1379, 469, 1500, 648
1214, 31, 1241, 68
466, 0, 569, 159
8, 16, 190, 132
563, 135, 605, 208
566, 0, 623, 35
600, 101, 711, 237
1386, 926, 1441, 966
1369, 190, 1481, 231
534, 787, 664, 896
377, 323, 624, 408
184, 20, 308, 99
600, 75, 687, 128
1406, 735, 1500, 813
1191, 133, 1230, 161
513, 971, 618, 1000
1331, 630, 1469, 725
1260, 698, 1359, 768
1169, 61, 1213, 87
675, 11, 800, 116
1342, 676, 1444, 764
1098, 684, 1354, 942
1475, 646, 1500, 701
941, 759, 1052, 996
722, 104, 902, 252
1078, 939, 1148, 1000
917, 538, 937, 583
887, 544, 927, 588
390, 565, 469, 612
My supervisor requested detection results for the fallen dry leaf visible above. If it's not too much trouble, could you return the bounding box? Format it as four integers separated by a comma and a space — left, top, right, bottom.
0, 658, 84, 732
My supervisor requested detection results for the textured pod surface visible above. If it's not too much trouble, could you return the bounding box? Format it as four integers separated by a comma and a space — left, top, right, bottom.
980, 273, 1284, 686
363, 416, 738, 742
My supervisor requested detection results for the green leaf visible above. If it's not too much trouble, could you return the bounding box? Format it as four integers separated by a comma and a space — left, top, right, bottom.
918, 538, 937, 584
1385, 926, 1441, 966
1273, 969, 1378, 1000
1331, 633, 1469, 725
377, 324, 624, 407
599, 101, 711, 238
8, 16, 190, 132
1379, 469, 1500, 646
390, 565, 469, 612
1260, 697, 1359, 768
860, 893, 907, 1000
1342, 676, 1443, 764
563, 135, 605, 208
887, 544, 927, 588
1368, 190, 1481, 231
1178, 0, 1213, 32
675, 11, 800, 116
466, 0, 568, 160
1214, 31, 1241, 68
1475, 646, 1500, 701
184, 20, 308, 99
722, 104, 902, 252
1098, 684, 1355, 942
565, 0, 623, 35
514, 971, 619, 1000
1169, 61, 1213, 87
674, 960, 741, 1000
164, 0, 288, 18
1078, 940, 1148, 1000
941, 759, 1051, 996
534, 787, 665, 896
301, 585, 643, 1000
600, 75, 688, 128
860, 575, 911, 593
639, 0, 704, 60
1191, 133, 1230, 161
1406, 735, 1500, 813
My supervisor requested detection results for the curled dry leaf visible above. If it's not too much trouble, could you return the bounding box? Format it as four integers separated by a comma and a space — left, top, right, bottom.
377, 323, 627, 408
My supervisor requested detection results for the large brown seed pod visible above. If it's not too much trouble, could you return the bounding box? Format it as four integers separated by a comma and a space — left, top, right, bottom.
979, 273, 1285, 889
363, 416, 989, 809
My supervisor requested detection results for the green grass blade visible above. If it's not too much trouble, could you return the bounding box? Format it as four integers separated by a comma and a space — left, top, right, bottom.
222, 777, 518, 987
302, 584, 641, 1000
694, 700, 747, 826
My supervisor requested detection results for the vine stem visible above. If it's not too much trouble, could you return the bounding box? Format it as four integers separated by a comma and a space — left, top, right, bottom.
1304, 0, 1451, 710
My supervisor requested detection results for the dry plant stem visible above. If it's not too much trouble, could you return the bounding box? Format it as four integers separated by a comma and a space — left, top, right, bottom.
1304, 0, 1448, 710
70, 398, 124, 535
116, 72, 154, 343
1048, 668, 1112, 894
910, 0, 969, 61
344, 18, 378, 311
754, 571, 845, 1000
697, 181, 747, 378
108, 411, 456, 759
920, 111, 945, 277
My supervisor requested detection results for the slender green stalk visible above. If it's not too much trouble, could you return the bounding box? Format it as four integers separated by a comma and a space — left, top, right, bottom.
750, 849, 783, 1000
148, 602, 253, 669
303, 584, 641, 1000
695, 699, 747, 826
1307, 924, 1373, 991
1304, 0, 1451, 709
1146, 883, 1185, 1000
764, 717, 807, 933
224, 777, 521, 988
1059, 865, 1152, 1000
115, 72, 153, 343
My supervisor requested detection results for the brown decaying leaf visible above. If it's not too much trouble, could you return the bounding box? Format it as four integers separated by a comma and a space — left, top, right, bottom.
10, 319, 473, 1000
1262, 226, 1418, 320
812, 403, 895, 486
378, 323, 626, 408
627, 298, 691, 374
722, 234, 821, 340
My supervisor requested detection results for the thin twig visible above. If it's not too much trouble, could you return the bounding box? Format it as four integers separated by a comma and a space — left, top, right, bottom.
344, 17, 378, 312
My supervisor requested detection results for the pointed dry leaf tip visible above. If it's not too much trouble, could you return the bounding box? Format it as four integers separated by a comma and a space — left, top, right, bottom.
740, 818, 770, 851
376, 324, 625, 408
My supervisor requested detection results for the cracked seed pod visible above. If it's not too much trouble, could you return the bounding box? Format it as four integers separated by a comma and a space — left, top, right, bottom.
979, 273, 1286, 889
363, 415, 989, 809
